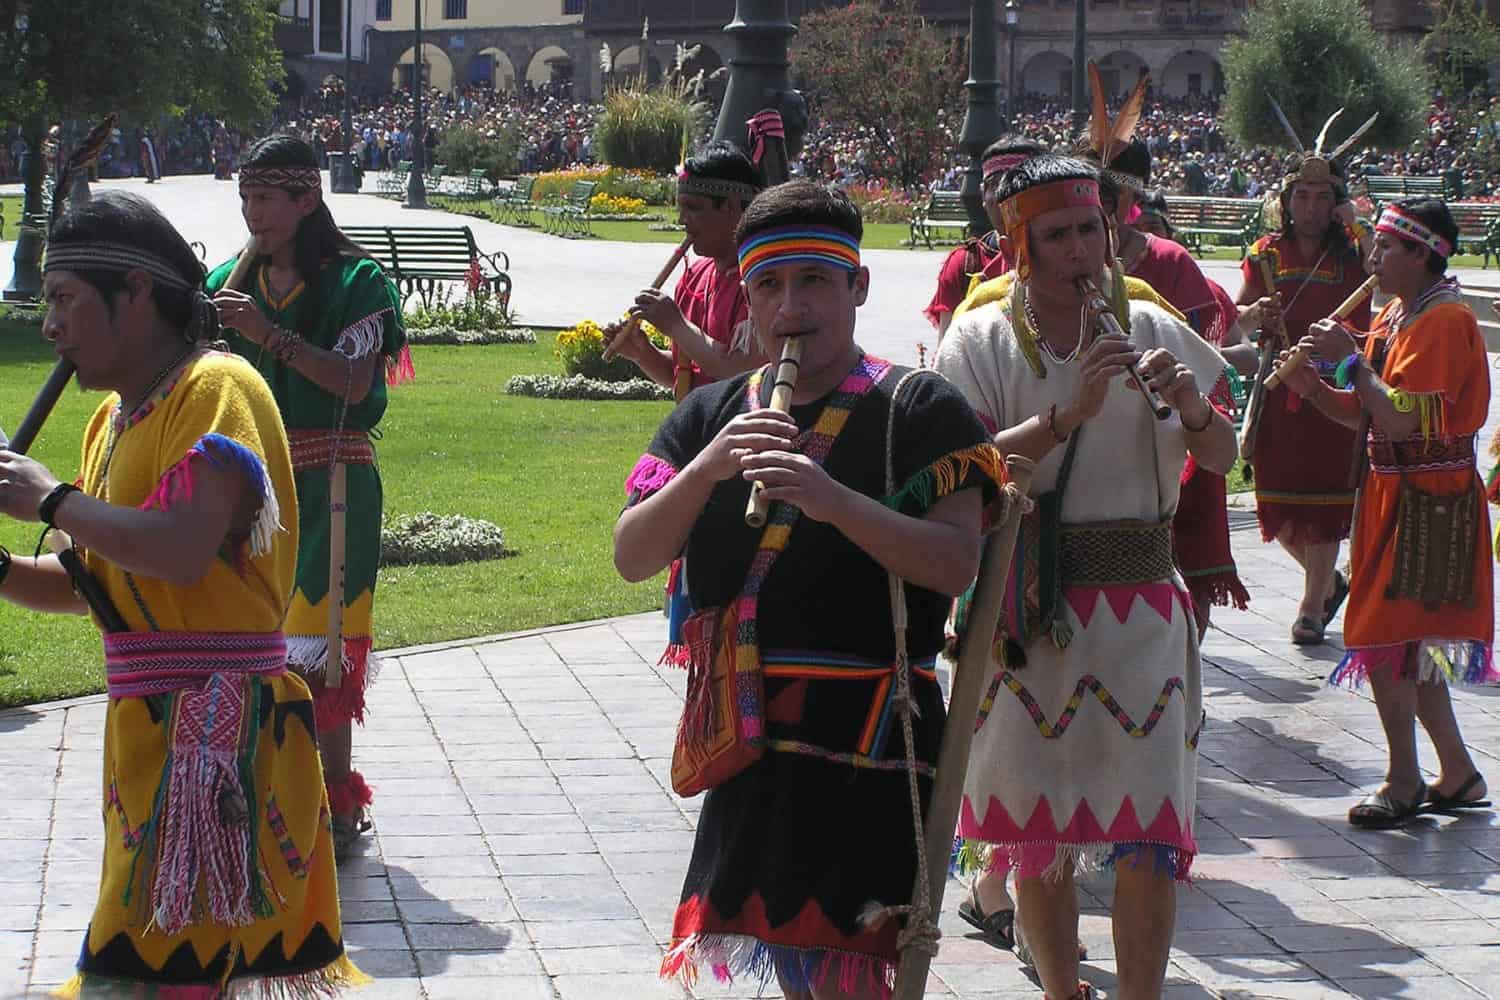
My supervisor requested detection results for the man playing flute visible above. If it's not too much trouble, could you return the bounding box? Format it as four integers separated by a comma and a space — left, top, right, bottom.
607, 140, 769, 391
616, 180, 1004, 999
935, 155, 1236, 1000
0, 191, 362, 995
209, 134, 410, 863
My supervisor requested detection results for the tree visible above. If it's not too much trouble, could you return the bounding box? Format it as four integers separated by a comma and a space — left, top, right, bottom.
1423, 0, 1500, 97
791, 0, 965, 191
0, 0, 281, 297
1220, 0, 1429, 155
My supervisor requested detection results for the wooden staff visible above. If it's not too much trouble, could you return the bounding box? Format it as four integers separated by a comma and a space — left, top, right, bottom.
1236, 253, 1289, 462
1264, 273, 1379, 391
325, 462, 348, 689
222, 237, 260, 294
601, 236, 693, 363
891, 455, 1036, 1000
743, 335, 804, 527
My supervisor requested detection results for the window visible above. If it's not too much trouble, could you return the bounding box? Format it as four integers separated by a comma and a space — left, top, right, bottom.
444, 0, 467, 19
376, 0, 391, 20
318, 0, 342, 53
563, 0, 585, 13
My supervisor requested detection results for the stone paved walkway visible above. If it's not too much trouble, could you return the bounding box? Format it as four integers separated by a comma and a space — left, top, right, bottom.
3, 522, 1499, 1000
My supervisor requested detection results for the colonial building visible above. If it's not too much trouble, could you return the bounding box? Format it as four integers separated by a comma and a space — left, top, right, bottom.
316, 0, 1498, 104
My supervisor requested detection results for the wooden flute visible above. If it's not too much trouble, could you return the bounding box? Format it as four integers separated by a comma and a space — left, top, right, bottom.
1263, 273, 1380, 391
744, 335, 804, 528
600, 235, 693, 363
1076, 277, 1171, 420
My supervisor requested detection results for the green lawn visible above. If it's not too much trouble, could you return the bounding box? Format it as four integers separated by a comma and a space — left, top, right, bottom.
0, 322, 672, 708
1, 195, 20, 241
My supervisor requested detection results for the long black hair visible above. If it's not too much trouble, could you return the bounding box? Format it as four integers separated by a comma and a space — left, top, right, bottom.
240, 133, 370, 339
49, 190, 220, 343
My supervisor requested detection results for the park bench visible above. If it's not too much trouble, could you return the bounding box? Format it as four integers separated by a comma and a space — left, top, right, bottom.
455, 169, 489, 201
494, 175, 537, 227
1446, 201, 1500, 267
341, 224, 512, 310
541, 180, 598, 238
1165, 196, 1263, 259
425, 164, 447, 192
909, 190, 970, 249
377, 160, 411, 199
1359, 174, 1455, 207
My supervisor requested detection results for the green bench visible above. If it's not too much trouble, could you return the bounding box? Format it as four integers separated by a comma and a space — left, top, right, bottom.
1165, 196, 1263, 259
494, 175, 537, 227
456, 169, 489, 200
542, 180, 598, 238
1446, 201, 1500, 267
1359, 174, 1455, 208
425, 164, 447, 192
341, 224, 512, 310
909, 190, 970, 249
377, 160, 411, 199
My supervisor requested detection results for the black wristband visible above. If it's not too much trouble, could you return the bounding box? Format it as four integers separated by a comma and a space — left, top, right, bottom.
38, 483, 81, 527
0, 545, 11, 588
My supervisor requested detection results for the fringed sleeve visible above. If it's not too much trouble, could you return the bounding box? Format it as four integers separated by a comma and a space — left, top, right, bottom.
883, 443, 1008, 518
624, 453, 679, 508
141, 432, 284, 564
885, 369, 1007, 521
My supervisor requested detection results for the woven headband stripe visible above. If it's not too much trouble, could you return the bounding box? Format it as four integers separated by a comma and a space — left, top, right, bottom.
240, 166, 322, 190
738, 228, 861, 283
44, 243, 194, 291
1377, 207, 1453, 259
998, 178, 1102, 232
983, 153, 1029, 180
677, 175, 761, 202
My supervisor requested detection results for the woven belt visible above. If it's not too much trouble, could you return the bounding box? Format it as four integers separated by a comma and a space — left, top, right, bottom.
105, 630, 287, 699
1369, 432, 1476, 475
1059, 519, 1176, 586
287, 429, 374, 470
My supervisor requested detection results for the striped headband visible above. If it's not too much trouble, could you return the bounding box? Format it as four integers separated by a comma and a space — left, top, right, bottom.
677, 170, 760, 204
44, 242, 194, 291
1377, 206, 1453, 259
738, 225, 861, 284
239, 165, 322, 191
997, 178, 1101, 233
983, 152, 1030, 181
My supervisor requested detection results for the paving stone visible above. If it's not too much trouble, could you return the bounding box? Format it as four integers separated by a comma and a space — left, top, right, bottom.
524, 918, 656, 949
405, 921, 518, 952
554, 972, 687, 999
537, 945, 665, 975
422, 975, 556, 1000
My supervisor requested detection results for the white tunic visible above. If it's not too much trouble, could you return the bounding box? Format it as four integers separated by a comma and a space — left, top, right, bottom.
935, 292, 1228, 876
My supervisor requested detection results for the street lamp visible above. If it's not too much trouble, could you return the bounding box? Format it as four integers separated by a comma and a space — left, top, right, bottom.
404, 0, 430, 209
331, 0, 359, 193
1071, 0, 1087, 136
3, 12, 44, 302
957, 0, 1004, 238
713, 1, 805, 157
1005, 1, 1019, 118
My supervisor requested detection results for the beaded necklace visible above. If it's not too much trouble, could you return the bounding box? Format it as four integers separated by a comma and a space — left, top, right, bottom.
1022, 287, 1088, 366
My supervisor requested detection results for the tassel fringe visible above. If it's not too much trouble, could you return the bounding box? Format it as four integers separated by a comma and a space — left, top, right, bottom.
54, 953, 369, 999
661, 933, 895, 1000
625, 454, 679, 502
1184, 571, 1251, 612
1330, 640, 1496, 688
883, 444, 1009, 515
141, 433, 284, 561
286, 636, 378, 730
326, 771, 374, 817
385, 343, 415, 387
958, 839, 1195, 884
333, 309, 389, 361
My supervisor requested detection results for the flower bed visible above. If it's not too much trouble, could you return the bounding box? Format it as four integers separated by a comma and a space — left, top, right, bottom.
505, 374, 671, 401
380, 512, 511, 567
405, 325, 537, 345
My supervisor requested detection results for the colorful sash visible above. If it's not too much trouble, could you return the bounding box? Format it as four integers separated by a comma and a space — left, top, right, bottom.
669, 354, 892, 796
287, 428, 375, 471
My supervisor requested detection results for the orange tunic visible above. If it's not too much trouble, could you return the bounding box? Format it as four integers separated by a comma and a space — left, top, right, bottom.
1335, 299, 1495, 685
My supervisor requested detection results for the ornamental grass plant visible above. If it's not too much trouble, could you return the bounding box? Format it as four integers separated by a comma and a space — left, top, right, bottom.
594, 81, 708, 174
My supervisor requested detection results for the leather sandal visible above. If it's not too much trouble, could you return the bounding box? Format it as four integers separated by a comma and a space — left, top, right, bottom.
1322, 570, 1350, 626
1348, 784, 1427, 829
1424, 772, 1492, 815
1044, 982, 1095, 1000
957, 882, 1016, 949
1291, 615, 1325, 645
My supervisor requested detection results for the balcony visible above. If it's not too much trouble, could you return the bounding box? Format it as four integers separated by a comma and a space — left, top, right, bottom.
274, 14, 314, 56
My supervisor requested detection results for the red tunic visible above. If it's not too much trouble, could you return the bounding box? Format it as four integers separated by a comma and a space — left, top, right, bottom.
1128, 235, 1248, 614
1241, 234, 1369, 545
673, 255, 750, 389
923, 232, 1010, 330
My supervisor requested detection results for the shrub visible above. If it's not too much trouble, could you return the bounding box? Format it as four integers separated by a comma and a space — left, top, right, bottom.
380, 512, 511, 567
591, 191, 648, 215
531, 165, 674, 206
435, 124, 521, 183
842, 185, 918, 225
406, 278, 515, 333
594, 82, 708, 174
554, 318, 669, 382
505, 374, 672, 401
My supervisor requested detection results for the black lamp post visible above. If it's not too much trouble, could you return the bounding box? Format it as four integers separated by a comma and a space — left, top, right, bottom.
331, 0, 359, 193
404, 0, 430, 209
1005, 1, 1019, 117
3, 13, 44, 302
1071, 0, 1087, 136
713, 1, 805, 157
957, 0, 1004, 238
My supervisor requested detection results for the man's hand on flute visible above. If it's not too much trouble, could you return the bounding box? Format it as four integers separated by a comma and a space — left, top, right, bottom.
629, 287, 690, 342
739, 434, 846, 523
212, 288, 277, 346
0, 450, 62, 522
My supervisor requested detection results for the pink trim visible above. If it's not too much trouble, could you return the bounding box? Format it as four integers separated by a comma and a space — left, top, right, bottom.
386, 343, 416, 386
959, 793, 1196, 856
1063, 582, 1193, 630
305, 635, 375, 731
625, 454, 679, 500
327, 770, 373, 815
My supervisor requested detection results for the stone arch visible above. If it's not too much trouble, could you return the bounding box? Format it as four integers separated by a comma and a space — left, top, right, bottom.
674, 41, 722, 81
1022, 51, 1072, 99
1095, 50, 1149, 98
1160, 50, 1222, 99
527, 45, 575, 88
393, 42, 453, 93
472, 46, 517, 91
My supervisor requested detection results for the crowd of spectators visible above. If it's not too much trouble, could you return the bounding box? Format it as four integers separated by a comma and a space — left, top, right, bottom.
8, 82, 1500, 202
